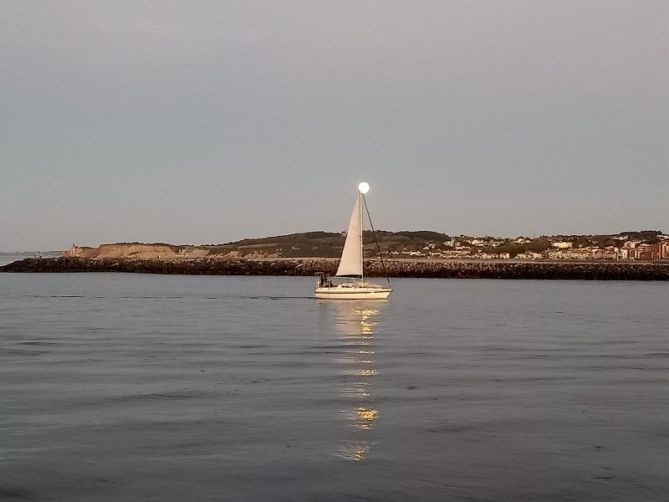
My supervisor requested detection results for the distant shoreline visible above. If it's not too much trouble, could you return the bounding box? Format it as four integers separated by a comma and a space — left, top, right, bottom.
2, 257, 668, 281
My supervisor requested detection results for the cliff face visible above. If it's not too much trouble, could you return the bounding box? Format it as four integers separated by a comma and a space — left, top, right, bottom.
63, 243, 278, 260
64, 244, 209, 260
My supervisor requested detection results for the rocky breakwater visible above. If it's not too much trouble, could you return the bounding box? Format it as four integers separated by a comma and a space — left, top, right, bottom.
2, 257, 669, 280
0, 257, 336, 275
377, 260, 669, 280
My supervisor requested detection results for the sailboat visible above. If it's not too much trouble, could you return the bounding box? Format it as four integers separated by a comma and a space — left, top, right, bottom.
314, 182, 392, 300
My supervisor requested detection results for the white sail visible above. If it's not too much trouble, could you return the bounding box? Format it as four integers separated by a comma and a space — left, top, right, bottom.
336, 195, 363, 277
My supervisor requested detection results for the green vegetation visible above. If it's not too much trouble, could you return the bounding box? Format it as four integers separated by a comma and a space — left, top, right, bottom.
202, 230, 452, 258
619, 230, 662, 240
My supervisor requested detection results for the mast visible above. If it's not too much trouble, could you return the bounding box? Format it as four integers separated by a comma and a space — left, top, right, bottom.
360, 191, 364, 284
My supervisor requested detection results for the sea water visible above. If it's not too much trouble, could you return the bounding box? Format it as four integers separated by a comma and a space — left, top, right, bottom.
1, 274, 667, 501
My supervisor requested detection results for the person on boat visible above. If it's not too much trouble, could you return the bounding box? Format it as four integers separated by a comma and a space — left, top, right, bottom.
318, 273, 333, 288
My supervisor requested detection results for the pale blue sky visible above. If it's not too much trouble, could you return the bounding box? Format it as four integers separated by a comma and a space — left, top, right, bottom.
1, 1, 667, 250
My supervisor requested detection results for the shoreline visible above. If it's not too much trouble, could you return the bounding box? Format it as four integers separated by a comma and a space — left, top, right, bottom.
2, 257, 668, 280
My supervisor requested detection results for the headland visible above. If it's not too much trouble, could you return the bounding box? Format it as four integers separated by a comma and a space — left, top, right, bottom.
2, 232, 668, 280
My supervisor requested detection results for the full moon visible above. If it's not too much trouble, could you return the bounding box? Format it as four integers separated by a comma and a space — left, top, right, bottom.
358, 181, 370, 194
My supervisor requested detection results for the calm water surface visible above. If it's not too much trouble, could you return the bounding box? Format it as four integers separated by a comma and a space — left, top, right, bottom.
1, 274, 667, 501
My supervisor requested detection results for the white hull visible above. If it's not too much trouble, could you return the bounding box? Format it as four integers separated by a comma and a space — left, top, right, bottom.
315, 284, 392, 300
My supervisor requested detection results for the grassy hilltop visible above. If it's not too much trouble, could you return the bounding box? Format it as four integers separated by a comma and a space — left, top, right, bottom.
204, 230, 451, 258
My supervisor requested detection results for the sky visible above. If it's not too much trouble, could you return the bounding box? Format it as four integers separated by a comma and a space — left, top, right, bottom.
1, 0, 667, 250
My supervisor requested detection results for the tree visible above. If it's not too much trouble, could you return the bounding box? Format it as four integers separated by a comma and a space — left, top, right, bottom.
526, 238, 551, 253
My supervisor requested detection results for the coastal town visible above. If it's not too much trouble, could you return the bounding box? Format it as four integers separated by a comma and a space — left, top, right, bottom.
392, 231, 669, 261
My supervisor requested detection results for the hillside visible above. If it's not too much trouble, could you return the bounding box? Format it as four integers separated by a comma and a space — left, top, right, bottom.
204, 230, 452, 258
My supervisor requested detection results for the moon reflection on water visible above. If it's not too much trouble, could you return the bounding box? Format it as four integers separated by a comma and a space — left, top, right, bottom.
325, 300, 384, 461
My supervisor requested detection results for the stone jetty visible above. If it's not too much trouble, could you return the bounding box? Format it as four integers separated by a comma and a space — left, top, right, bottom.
2, 257, 669, 280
